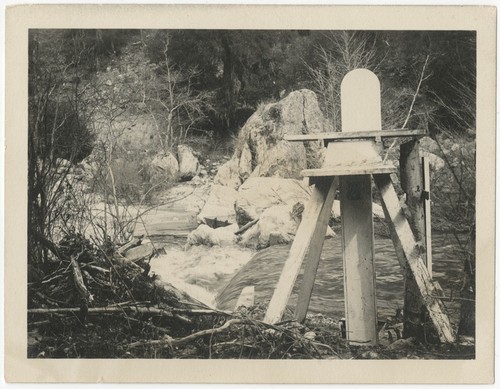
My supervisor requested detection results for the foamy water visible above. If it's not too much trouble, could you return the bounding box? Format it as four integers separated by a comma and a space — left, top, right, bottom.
150, 244, 255, 307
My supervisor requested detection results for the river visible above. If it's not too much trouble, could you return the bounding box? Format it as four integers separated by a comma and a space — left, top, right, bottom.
139, 182, 467, 325
215, 233, 466, 324
150, 226, 466, 325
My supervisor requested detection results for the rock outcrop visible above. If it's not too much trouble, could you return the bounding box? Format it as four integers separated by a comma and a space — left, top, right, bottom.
213, 157, 242, 190
214, 89, 329, 189
421, 151, 445, 171
238, 202, 335, 249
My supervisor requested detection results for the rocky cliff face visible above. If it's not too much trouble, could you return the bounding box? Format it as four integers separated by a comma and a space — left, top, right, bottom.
214, 89, 330, 189
190, 90, 334, 248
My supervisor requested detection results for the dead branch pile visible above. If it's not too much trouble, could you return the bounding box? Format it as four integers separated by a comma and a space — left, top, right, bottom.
27, 232, 348, 359
27, 232, 475, 359
28, 232, 177, 311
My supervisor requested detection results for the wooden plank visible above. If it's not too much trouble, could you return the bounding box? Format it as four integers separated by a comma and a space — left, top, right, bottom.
294, 177, 339, 323
284, 129, 427, 142
374, 173, 454, 343
263, 177, 336, 324
338, 69, 381, 346
423, 157, 433, 277
302, 164, 396, 177
341, 175, 377, 345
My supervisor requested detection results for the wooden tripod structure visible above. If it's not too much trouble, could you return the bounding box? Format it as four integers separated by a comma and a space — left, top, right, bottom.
263, 69, 454, 345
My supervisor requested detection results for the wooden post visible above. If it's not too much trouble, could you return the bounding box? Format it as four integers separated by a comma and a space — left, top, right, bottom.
339, 69, 380, 345
400, 140, 426, 339
374, 173, 454, 343
263, 176, 337, 324
340, 175, 377, 345
423, 157, 432, 276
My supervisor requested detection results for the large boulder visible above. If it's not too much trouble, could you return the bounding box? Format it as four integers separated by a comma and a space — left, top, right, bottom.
421, 151, 445, 171
235, 177, 311, 225
177, 144, 200, 181
239, 203, 335, 249
419, 136, 441, 155
419, 136, 446, 171
213, 157, 242, 190
186, 224, 238, 247
214, 89, 329, 188
148, 151, 179, 182
238, 205, 298, 248
197, 184, 238, 227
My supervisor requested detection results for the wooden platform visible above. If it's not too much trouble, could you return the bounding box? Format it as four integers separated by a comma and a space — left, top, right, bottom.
285, 129, 426, 142
302, 164, 396, 177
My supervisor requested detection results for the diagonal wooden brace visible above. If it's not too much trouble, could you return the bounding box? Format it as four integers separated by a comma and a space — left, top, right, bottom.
294, 177, 339, 323
263, 177, 337, 324
374, 173, 455, 343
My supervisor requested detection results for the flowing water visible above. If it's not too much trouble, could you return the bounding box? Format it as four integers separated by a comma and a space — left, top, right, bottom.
140, 182, 468, 324
150, 228, 466, 324
215, 232, 466, 323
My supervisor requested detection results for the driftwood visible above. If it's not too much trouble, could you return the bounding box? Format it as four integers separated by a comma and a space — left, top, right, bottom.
28, 306, 231, 318
116, 235, 143, 255
29, 306, 175, 318
112, 253, 144, 271
30, 228, 64, 260
235, 219, 259, 235
124, 243, 155, 262
169, 308, 232, 316
128, 319, 243, 349
70, 255, 93, 303
126, 317, 338, 357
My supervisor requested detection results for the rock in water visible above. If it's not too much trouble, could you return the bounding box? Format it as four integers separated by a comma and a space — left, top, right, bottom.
186, 224, 238, 247
239, 204, 298, 248
214, 89, 329, 188
239, 203, 334, 249
197, 184, 238, 227
177, 144, 200, 181
235, 177, 311, 225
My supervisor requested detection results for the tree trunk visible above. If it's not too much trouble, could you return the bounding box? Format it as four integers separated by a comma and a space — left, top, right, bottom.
400, 140, 427, 340
221, 34, 236, 132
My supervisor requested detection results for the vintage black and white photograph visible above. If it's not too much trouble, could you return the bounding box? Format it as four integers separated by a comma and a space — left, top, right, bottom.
5, 4, 496, 384
25, 26, 478, 360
